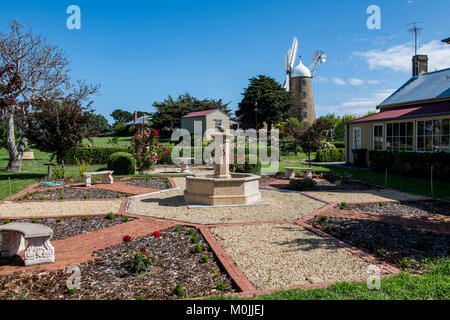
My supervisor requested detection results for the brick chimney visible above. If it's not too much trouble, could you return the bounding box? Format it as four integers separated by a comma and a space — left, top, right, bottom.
412, 55, 428, 76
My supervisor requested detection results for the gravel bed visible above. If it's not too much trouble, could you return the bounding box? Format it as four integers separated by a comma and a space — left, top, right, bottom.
210, 224, 377, 290
121, 177, 170, 190
310, 217, 450, 270
0, 200, 122, 218
127, 189, 325, 225
343, 200, 450, 218
306, 188, 426, 204
18, 188, 129, 201
0, 226, 235, 300
0, 215, 134, 241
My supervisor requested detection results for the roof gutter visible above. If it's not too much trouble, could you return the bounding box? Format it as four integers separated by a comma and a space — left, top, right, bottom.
377, 96, 450, 110
345, 111, 450, 125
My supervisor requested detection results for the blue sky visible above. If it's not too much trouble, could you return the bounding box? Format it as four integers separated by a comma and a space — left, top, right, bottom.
1, 0, 449, 123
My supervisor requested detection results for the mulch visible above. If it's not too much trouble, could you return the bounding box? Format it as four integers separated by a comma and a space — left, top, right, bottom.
121, 177, 170, 190
342, 200, 450, 218
17, 188, 129, 201
0, 226, 236, 300
309, 217, 449, 271
0, 215, 134, 241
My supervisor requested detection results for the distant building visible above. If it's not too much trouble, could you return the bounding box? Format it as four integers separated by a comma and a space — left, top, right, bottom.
345, 54, 450, 166
289, 58, 316, 124
181, 109, 235, 139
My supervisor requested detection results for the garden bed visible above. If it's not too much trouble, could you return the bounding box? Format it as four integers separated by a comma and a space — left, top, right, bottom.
0, 215, 134, 241
341, 200, 450, 218
309, 217, 449, 271
289, 172, 381, 192
120, 177, 171, 190
17, 187, 130, 201
0, 226, 235, 300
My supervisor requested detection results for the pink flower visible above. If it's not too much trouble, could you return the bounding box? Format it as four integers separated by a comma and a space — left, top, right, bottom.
145, 146, 149, 151
154, 231, 161, 238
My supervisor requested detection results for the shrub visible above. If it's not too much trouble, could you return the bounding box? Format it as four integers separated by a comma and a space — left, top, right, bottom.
375, 249, 384, 257
201, 255, 209, 263
107, 152, 136, 175
31, 218, 37, 224
99, 195, 104, 199
230, 154, 262, 174
340, 202, 347, 210
332, 141, 346, 149
191, 236, 199, 244
399, 259, 410, 270
173, 283, 185, 297
320, 216, 327, 222
315, 148, 345, 162
82, 216, 89, 221
369, 151, 450, 182
175, 225, 181, 232
83, 195, 88, 199
194, 244, 202, 253
116, 194, 121, 198
188, 228, 195, 236
129, 129, 167, 173
289, 178, 316, 191
106, 212, 114, 220
39, 196, 45, 200
59, 195, 65, 200
123, 216, 129, 222
61, 147, 129, 164
56, 217, 62, 223
133, 248, 152, 274
216, 281, 226, 292
53, 165, 65, 180
75, 158, 91, 177
3, 219, 11, 224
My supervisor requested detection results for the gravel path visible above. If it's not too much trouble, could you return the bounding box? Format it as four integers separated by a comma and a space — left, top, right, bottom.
127, 189, 325, 225
210, 224, 377, 290
0, 200, 122, 218
306, 188, 427, 204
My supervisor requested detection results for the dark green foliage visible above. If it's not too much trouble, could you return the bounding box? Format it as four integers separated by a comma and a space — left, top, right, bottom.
191, 236, 199, 244
56, 218, 62, 223
26, 99, 93, 163
151, 93, 231, 137
375, 249, 384, 257
289, 178, 316, 191
61, 147, 129, 164
106, 212, 114, 220
88, 114, 111, 135
194, 244, 202, 253
294, 119, 332, 167
236, 75, 293, 130
110, 109, 133, 124
107, 152, 136, 175
123, 216, 129, 222
173, 283, 185, 297
31, 218, 37, 224
3, 219, 10, 224
175, 225, 181, 232
216, 281, 226, 291
82, 216, 89, 221
339, 202, 347, 210
315, 148, 345, 162
201, 254, 209, 263
369, 151, 450, 182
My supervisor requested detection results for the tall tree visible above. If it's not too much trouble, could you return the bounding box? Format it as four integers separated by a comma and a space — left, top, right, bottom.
110, 109, 133, 124
0, 20, 99, 172
88, 113, 111, 135
151, 93, 231, 137
26, 98, 93, 164
294, 119, 331, 167
236, 75, 293, 130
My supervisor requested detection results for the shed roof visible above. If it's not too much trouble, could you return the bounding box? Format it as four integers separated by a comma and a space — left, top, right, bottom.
182, 109, 227, 118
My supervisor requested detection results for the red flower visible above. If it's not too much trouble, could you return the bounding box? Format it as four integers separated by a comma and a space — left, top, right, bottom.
154, 231, 161, 238
123, 235, 132, 243
140, 248, 147, 254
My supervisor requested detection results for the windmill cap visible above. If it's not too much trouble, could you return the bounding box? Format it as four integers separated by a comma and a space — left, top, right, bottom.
291, 58, 311, 78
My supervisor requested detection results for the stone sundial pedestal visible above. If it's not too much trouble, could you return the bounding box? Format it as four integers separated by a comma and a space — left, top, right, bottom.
183, 127, 264, 208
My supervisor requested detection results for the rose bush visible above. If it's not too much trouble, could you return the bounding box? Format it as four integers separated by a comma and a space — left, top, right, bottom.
129, 129, 168, 173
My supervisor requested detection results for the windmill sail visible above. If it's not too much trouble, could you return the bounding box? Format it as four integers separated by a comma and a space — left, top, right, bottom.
284, 37, 298, 91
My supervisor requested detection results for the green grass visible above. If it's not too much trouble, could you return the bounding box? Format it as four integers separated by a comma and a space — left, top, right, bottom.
212, 258, 450, 300
81, 136, 132, 146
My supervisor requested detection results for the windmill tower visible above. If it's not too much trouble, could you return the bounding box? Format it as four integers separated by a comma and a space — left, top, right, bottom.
284, 38, 326, 123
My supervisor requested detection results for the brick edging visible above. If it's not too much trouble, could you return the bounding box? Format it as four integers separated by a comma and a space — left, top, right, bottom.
199, 227, 256, 293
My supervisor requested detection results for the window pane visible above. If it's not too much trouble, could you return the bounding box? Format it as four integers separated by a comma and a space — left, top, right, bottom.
442, 136, 450, 153
400, 137, 406, 150
425, 136, 432, 151
443, 119, 450, 136
433, 120, 441, 136
417, 121, 424, 136
425, 120, 433, 136
433, 136, 440, 152
400, 123, 406, 136
417, 136, 424, 151
407, 137, 413, 151
407, 122, 413, 136
394, 136, 400, 150
386, 137, 393, 150
387, 124, 393, 137
394, 123, 400, 136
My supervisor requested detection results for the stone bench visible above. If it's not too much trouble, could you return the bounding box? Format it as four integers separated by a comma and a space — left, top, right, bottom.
285, 167, 313, 180
0, 222, 55, 266
83, 170, 114, 187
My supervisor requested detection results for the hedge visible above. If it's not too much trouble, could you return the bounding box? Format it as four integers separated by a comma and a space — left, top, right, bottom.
368, 151, 450, 182
332, 141, 345, 149
315, 148, 345, 162
107, 152, 136, 175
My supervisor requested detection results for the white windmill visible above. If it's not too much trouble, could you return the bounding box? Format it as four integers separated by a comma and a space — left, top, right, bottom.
283, 37, 326, 91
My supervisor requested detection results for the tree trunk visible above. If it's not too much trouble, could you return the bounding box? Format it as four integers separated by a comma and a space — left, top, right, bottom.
5, 112, 26, 172
308, 152, 311, 168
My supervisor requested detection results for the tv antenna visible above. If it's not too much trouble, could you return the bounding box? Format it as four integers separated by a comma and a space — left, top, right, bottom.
408, 22, 424, 56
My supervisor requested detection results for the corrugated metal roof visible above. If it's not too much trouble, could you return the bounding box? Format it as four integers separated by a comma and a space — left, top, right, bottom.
124, 115, 152, 126
182, 109, 218, 118
349, 100, 450, 124
379, 68, 450, 107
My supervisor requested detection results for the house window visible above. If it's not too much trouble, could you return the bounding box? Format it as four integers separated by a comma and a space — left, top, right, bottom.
386, 122, 413, 151
302, 102, 307, 109
417, 119, 450, 152
214, 120, 222, 130
373, 124, 384, 150
302, 91, 307, 98
353, 127, 361, 149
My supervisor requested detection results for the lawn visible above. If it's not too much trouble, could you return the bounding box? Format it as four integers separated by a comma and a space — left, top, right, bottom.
213, 258, 450, 300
